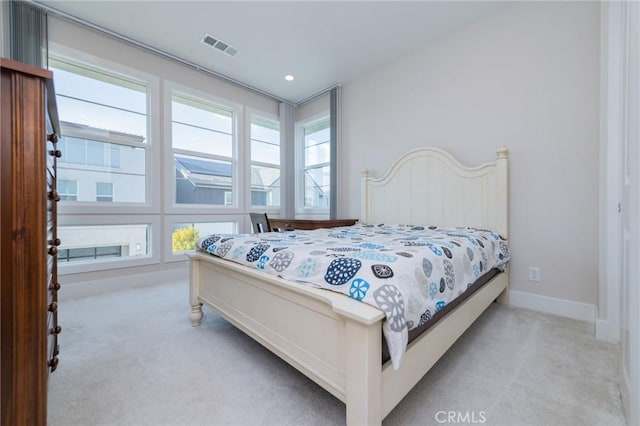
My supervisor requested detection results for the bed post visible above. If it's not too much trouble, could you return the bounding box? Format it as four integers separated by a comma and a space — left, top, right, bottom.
495, 146, 510, 306
189, 255, 204, 326
361, 169, 370, 224
345, 320, 382, 426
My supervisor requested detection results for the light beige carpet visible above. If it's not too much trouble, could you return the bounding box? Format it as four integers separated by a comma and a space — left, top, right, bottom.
48, 280, 625, 426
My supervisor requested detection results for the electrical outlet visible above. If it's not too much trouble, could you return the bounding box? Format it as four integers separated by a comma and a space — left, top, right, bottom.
528, 267, 541, 282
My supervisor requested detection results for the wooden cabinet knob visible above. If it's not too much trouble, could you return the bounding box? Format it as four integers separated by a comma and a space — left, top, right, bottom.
48, 246, 58, 256
49, 282, 61, 291
47, 133, 59, 143
48, 302, 58, 312
49, 149, 62, 158
48, 190, 60, 202
50, 325, 62, 335
49, 238, 61, 246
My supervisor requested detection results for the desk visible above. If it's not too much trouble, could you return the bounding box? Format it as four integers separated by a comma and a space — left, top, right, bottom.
269, 218, 358, 232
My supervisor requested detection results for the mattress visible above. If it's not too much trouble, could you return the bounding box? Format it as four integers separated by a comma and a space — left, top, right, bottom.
197, 223, 510, 369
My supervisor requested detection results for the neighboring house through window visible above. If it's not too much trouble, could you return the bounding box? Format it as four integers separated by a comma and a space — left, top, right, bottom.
58, 179, 77, 201
300, 117, 331, 211
171, 92, 235, 206
50, 56, 151, 267
250, 115, 280, 208
57, 121, 145, 203
96, 182, 113, 202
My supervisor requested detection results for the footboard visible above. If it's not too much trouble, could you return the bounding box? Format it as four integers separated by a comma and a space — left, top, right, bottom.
188, 252, 386, 425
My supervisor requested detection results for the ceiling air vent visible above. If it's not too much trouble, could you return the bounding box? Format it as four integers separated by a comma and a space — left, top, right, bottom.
201, 34, 238, 57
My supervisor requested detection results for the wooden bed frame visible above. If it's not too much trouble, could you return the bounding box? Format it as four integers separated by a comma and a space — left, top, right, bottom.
188, 146, 509, 425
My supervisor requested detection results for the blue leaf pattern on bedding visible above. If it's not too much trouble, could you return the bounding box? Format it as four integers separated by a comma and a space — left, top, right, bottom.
200, 235, 220, 251
429, 283, 437, 300
325, 258, 362, 285
257, 255, 269, 269
246, 244, 270, 262
196, 223, 510, 370
349, 278, 370, 300
352, 251, 398, 262
427, 244, 443, 256
422, 258, 433, 278
298, 258, 318, 277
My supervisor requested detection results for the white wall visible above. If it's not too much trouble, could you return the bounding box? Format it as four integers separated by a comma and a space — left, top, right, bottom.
341, 2, 600, 308
295, 93, 329, 122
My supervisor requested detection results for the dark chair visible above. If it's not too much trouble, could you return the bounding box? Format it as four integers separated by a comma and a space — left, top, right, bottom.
250, 213, 272, 233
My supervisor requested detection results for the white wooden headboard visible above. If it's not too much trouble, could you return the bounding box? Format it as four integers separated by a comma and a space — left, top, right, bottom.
361, 146, 509, 238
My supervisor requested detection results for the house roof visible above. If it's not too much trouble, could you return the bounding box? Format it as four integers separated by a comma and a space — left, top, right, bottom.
60, 121, 146, 144
176, 156, 231, 177
175, 156, 280, 191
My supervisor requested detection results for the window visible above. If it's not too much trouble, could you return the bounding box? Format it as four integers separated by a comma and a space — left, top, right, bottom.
58, 180, 78, 201
250, 116, 280, 208
57, 224, 150, 263
49, 52, 157, 274
171, 93, 235, 206
50, 58, 148, 204
96, 182, 113, 202
58, 135, 121, 168
59, 246, 122, 262
224, 191, 233, 206
301, 118, 330, 210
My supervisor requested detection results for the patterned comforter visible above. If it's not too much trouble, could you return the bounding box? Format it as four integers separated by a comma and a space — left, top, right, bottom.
197, 223, 510, 369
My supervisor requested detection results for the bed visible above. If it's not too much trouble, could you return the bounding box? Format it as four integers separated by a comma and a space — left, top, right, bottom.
188, 146, 509, 425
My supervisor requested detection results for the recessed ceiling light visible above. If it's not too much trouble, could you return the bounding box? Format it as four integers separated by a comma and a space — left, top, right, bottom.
285, 75, 295, 81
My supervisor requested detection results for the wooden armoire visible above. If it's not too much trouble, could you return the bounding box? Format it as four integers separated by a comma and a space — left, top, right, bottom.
1, 58, 61, 426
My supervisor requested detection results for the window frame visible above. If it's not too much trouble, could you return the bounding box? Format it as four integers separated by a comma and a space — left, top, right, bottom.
164, 81, 243, 215
50, 45, 160, 216
57, 214, 161, 275
295, 114, 331, 216
59, 245, 122, 263
247, 109, 282, 214
50, 45, 161, 275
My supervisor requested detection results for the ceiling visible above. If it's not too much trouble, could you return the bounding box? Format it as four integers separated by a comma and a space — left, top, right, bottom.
37, 1, 506, 105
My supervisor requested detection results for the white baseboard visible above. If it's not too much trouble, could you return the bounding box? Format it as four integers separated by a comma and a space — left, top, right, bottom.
508, 290, 597, 324
595, 319, 620, 344
60, 265, 189, 300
